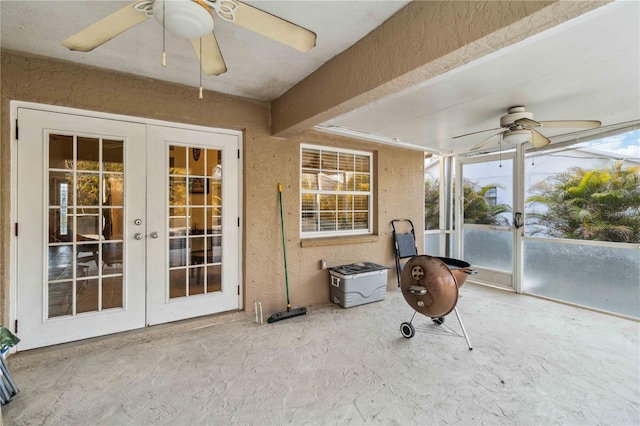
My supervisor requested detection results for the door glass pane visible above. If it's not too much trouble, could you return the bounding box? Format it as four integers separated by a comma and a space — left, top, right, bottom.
104, 208, 124, 240
48, 245, 74, 281
188, 178, 207, 205
76, 279, 99, 314
462, 160, 513, 226
169, 238, 187, 267
102, 276, 123, 310
190, 268, 205, 295
76, 173, 100, 206
207, 265, 221, 293
103, 242, 123, 275
207, 149, 221, 178
463, 228, 513, 272
169, 177, 186, 206
169, 146, 187, 175
169, 269, 186, 298
188, 207, 205, 234
209, 235, 222, 263
49, 172, 74, 206
104, 174, 124, 207
48, 281, 73, 318
189, 237, 206, 266
77, 137, 100, 171
460, 159, 515, 287
169, 144, 223, 299
49, 134, 73, 169
207, 179, 222, 206
207, 207, 222, 234
103, 140, 123, 172
49, 209, 72, 244
77, 208, 100, 238
47, 134, 125, 318
189, 148, 205, 176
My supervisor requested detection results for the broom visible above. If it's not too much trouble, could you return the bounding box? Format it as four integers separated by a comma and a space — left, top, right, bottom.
268, 183, 307, 323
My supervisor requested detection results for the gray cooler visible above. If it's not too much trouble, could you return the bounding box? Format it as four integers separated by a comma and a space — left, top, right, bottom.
329, 262, 388, 308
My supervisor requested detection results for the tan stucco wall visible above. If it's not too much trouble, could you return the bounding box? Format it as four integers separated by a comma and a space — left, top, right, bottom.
245, 129, 423, 310
0, 50, 423, 327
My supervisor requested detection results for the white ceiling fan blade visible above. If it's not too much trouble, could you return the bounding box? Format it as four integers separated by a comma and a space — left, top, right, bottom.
234, 1, 316, 52
538, 120, 602, 129
530, 129, 551, 148
62, 2, 148, 52
470, 130, 507, 151
453, 127, 503, 139
191, 33, 227, 76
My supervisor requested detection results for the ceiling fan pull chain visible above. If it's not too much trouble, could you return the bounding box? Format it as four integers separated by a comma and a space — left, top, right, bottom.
199, 38, 204, 99
499, 136, 503, 168
161, 0, 167, 67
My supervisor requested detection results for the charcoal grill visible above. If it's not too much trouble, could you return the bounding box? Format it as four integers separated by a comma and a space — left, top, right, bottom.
399, 255, 476, 350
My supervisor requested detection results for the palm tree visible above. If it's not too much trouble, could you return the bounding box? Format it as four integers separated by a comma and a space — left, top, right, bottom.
424, 178, 511, 229
526, 162, 640, 243
462, 180, 511, 226
424, 178, 439, 230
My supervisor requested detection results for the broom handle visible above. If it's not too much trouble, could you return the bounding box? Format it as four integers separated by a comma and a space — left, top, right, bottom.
278, 183, 291, 309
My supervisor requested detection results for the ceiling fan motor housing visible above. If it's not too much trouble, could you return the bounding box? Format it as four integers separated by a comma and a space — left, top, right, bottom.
152, 0, 214, 39
500, 106, 533, 128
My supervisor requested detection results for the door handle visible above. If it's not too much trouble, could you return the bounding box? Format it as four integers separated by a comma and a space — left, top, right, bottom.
150, 232, 159, 239
134, 233, 144, 240
513, 212, 523, 229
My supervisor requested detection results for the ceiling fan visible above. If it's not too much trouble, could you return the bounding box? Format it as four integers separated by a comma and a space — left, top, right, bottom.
62, 0, 317, 76
454, 106, 602, 151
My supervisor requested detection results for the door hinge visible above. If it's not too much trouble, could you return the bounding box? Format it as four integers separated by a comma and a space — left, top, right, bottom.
14, 319, 18, 334
14, 223, 18, 237
15, 119, 19, 141
237, 286, 240, 295
237, 149, 240, 159
238, 217, 240, 227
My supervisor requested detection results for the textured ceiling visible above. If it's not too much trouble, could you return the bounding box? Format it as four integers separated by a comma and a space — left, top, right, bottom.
319, 1, 640, 154
1, 1, 638, 155
0, 0, 409, 101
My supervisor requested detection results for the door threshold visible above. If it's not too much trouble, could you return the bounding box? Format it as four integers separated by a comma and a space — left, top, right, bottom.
10, 309, 247, 362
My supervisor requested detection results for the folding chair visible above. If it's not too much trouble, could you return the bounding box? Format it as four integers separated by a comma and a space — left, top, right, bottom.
0, 326, 20, 405
391, 219, 418, 287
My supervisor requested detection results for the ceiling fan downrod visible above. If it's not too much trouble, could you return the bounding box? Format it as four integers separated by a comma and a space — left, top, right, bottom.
135, 0, 239, 21
203, 0, 239, 22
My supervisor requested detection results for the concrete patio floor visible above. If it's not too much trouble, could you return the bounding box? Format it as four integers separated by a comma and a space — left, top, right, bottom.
2, 284, 639, 425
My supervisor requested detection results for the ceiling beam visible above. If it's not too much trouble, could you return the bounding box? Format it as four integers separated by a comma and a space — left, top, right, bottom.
271, 0, 609, 138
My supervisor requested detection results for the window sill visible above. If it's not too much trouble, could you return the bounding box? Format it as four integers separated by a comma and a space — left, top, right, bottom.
300, 234, 379, 248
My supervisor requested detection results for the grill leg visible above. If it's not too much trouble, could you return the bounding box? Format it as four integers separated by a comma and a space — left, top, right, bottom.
454, 307, 472, 350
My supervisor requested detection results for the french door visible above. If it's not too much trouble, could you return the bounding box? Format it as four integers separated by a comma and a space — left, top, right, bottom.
146, 125, 240, 325
15, 107, 240, 350
457, 152, 522, 291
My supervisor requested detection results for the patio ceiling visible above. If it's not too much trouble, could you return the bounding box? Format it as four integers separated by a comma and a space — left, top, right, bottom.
1, 1, 638, 155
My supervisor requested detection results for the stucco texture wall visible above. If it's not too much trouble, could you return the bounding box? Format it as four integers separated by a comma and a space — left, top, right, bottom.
0, 50, 424, 327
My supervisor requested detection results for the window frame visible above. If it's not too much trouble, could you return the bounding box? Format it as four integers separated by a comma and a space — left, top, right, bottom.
300, 144, 373, 239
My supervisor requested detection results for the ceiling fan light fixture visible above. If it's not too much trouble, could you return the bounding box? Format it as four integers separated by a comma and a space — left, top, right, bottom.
503, 129, 531, 145
153, 0, 214, 39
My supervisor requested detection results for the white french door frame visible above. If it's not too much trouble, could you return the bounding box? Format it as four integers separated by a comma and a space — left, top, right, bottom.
8, 101, 244, 345
455, 146, 525, 293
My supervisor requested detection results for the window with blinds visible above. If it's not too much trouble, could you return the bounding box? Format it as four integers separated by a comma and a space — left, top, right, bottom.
301, 145, 373, 237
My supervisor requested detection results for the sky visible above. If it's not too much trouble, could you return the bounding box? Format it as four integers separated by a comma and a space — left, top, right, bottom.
588, 129, 640, 160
